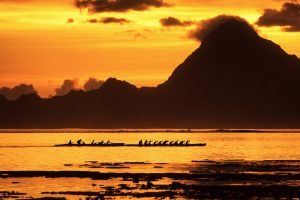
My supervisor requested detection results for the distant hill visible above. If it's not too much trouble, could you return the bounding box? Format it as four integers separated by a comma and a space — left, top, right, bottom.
1, 18, 300, 128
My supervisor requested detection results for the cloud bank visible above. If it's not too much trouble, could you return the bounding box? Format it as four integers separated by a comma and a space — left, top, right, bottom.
257, 2, 300, 31
74, 0, 170, 13
160, 17, 194, 27
83, 78, 104, 92
100, 17, 131, 24
55, 79, 78, 96
87, 17, 131, 24
0, 84, 37, 100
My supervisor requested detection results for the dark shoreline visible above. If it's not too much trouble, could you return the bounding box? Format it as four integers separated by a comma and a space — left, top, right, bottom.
1, 128, 299, 133
1, 170, 300, 199
2, 160, 300, 199
1, 170, 300, 180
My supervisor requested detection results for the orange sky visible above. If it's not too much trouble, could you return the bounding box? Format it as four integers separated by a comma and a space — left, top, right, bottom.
0, 0, 299, 97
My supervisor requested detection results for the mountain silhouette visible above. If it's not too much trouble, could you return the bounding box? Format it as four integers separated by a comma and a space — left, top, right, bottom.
1, 18, 300, 128
157, 19, 300, 128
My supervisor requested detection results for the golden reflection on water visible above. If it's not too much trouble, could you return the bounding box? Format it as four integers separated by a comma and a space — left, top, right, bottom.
0, 132, 299, 171
1, 132, 300, 199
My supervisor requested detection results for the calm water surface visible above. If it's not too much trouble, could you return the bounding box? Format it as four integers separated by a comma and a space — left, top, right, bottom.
0, 132, 299, 171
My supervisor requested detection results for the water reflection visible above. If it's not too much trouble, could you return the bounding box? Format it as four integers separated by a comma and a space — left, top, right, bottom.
0, 132, 300, 171
1, 132, 300, 199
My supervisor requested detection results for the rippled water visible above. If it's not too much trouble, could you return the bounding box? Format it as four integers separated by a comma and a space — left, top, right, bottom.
0, 132, 300, 171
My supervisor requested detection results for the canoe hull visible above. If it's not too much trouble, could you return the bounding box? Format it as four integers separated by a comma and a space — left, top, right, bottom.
55, 143, 125, 147
54, 143, 206, 147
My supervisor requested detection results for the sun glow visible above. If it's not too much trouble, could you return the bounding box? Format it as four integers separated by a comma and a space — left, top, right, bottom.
0, 0, 298, 97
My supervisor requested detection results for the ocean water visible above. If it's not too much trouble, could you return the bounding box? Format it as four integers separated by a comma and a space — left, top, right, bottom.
0, 131, 300, 172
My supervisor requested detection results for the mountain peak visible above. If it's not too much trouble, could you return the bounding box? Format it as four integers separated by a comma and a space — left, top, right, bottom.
163, 16, 300, 96
203, 17, 258, 44
100, 78, 137, 93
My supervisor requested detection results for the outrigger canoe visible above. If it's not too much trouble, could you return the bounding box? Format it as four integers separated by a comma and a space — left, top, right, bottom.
54, 143, 206, 147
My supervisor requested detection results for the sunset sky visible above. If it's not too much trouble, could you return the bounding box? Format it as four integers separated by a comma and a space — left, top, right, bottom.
0, 0, 299, 97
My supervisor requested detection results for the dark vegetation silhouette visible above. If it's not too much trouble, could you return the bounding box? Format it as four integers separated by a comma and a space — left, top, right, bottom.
1, 18, 300, 128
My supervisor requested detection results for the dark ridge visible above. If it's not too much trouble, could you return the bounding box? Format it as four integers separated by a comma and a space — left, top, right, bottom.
16, 93, 41, 104
100, 78, 137, 92
0, 95, 7, 102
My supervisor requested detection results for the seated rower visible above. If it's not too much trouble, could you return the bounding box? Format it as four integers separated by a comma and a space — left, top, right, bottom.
99, 140, 104, 145
162, 140, 168, 145
106, 140, 111, 144
139, 140, 143, 145
179, 141, 184, 145
91, 140, 95, 144
77, 139, 82, 145
68, 140, 72, 145
174, 140, 179, 145
185, 140, 190, 145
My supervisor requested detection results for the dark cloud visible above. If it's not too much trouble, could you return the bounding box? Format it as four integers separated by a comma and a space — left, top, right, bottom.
83, 78, 104, 92
67, 18, 74, 23
87, 17, 131, 24
0, 84, 36, 100
188, 15, 250, 42
100, 17, 131, 24
257, 2, 300, 31
74, 0, 170, 13
87, 18, 98, 23
55, 79, 78, 96
160, 17, 194, 27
